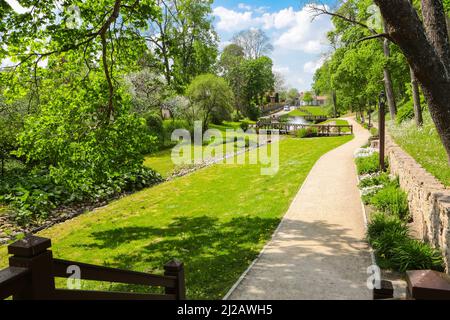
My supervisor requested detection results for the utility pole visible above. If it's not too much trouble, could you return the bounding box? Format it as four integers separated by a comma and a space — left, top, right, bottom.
378, 91, 386, 172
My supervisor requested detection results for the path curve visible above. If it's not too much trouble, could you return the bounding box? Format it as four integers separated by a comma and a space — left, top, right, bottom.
227, 118, 373, 300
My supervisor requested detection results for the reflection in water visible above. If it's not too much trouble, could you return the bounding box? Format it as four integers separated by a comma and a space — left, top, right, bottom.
287, 117, 310, 125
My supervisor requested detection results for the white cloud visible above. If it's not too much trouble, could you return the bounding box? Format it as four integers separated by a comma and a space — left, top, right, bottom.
273, 7, 332, 53
238, 3, 252, 11
213, 4, 334, 90
303, 57, 326, 74
213, 7, 254, 32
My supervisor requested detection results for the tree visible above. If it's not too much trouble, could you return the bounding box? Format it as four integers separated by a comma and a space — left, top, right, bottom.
232, 29, 274, 59
373, 0, 450, 162
126, 69, 174, 118
219, 44, 245, 76
144, 0, 219, 93
239, 56, 275, 111
311, 1, 399, 119
286, 89, 300, 106
184, 74, 234, 129
303, 92, 314, 105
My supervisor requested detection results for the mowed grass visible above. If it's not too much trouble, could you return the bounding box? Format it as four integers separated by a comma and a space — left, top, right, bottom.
0, 136, 352, 299
288, 107, 328, 118
319, 119, 351, 132
388, 114, 450, 187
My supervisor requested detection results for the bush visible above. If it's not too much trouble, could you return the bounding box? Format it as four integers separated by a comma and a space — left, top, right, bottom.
367, 213, 444, 272
144, 113, 164, 150
355, 153, 380, 175
246, 102, 261, 121
369, 185, 409, 221
390, 239, 445, 272
240, 120, 250, 131
359, 172, 394, 189
367, 212, 408, 244
396, 100, 415, 124
296, 127, 318, 138
0, 167, 162, 225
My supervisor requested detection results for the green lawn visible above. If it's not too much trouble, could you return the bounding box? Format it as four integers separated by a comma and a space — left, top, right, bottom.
319, 119, 351, 133
388, 115, 449, 187
287, 106, 328, 117
0, 136, 352, 299
144, 132, 259, 178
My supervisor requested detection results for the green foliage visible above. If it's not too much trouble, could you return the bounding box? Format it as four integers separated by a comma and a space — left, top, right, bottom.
0, 167, 162, 225
239, 120, 250, 131
396, 100, 414, 124
246, 102, 261, 121
359, 172, 393, 188
15, 77, 157, 194
302, 92, 313, 104
144, 113, 164, 151
296, 127, 318, 138
355, 154, 380, 175
367, 212, 407, 244
184, 74, 234, 127
390, 239, 445, 272
367, 213, 444, 272
389, 113, 450, 187
368, 185, 409, 221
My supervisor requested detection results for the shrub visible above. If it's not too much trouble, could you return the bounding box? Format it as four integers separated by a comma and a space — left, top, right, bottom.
366, 211, 444, 272
359, 172, 394, 189
0, 167, 162, 225
240, 120, 250, 131
144, 113, 164, 150
355, 153, 380, 175
390, 239, 445, 272
396, 100, 414, 124
296, 127, 318, 138
367, 212, 408, 244
369, 185, 410, 221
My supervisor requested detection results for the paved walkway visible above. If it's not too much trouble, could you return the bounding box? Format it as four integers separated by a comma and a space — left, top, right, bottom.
228, 118, 373, 300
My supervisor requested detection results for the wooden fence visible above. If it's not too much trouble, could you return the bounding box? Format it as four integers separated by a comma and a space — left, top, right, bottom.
254, 121, 353, 136
0, 236, 185, 300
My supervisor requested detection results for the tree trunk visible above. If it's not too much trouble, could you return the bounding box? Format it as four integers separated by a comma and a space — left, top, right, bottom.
374, 0, 450, 162
383, 21, 398, 119
332, 90, 338, 118
410, 66, 423, 126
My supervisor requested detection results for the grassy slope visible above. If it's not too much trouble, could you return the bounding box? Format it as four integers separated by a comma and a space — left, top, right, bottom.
287, 107, 328, 118
388, 115, 449, 187
319, 119, 351, 133
0, 136, 352, 299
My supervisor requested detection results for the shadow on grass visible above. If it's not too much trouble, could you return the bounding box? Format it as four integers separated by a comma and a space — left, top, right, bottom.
76, 215, 280, 299
72, 215, 372, 299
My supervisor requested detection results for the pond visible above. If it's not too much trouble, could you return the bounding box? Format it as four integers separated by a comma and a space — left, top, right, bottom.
286, 116, 310, 125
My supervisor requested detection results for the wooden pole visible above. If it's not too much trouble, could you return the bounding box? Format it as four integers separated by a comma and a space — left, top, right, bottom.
379, 91, 386, 172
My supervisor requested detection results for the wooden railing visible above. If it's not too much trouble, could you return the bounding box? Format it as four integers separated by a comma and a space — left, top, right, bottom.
254, 121, 353, 136
0, 236, 185, 300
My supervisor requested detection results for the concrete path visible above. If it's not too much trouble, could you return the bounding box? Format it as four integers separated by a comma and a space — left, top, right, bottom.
228, 118, 373, 300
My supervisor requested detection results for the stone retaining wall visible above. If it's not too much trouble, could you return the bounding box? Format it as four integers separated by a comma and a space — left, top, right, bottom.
386, 134, 450, 273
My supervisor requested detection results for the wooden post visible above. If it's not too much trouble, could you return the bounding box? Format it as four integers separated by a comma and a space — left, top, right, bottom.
164, 260, 186, 300
378, 91, 386, 172
8, 236, 55, 300
373, 280, 394, 300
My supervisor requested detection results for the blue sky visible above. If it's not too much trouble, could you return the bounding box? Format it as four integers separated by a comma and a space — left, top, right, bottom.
212, 1, 339, 91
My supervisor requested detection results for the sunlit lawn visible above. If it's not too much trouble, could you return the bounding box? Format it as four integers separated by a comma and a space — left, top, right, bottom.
389, 115, 450, 187
319, 119, 351, 132
0, 136, 352, 299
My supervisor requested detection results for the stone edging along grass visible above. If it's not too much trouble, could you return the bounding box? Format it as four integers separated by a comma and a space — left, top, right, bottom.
0, 139, 275, 245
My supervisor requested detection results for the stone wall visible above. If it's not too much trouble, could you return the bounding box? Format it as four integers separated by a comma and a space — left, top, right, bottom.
386, 134, 450, 273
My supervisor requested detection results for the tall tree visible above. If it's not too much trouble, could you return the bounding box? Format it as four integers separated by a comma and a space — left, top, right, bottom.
145, 0, 218, 92
232, 29, 274, 59
374, 0, 450, 162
